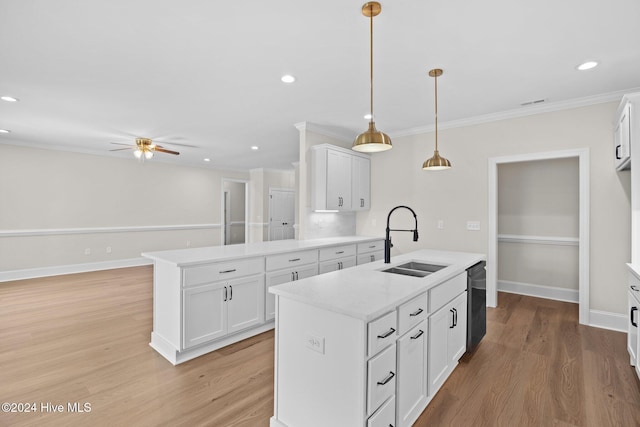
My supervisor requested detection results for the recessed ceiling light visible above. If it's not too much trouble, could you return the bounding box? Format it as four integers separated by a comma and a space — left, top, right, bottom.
0, 129, 11, 133
203, 158, 211, 162
576, 61, 599, 71
1, 96, 18, 102
281, 75, 296, 83
251, 146, 259, 150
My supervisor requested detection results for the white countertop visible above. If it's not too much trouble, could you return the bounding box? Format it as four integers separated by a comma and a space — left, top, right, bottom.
270, 249, 485, 322
629, 263, 640, 280
142, 236, 383, 266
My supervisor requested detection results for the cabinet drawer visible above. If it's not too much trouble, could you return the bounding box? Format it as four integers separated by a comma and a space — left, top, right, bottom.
368, 396, 395, 427
318, 244, 356, 261
266, 250, 317, 271
183, 257, 263, 287
430, 272, 466, 313
367, 344, 396, 415
319, 256, 356, 274
357, 251, 384, 265
368, 311, 397, 357
358, 240, 385, 254
398, 292, 428, 336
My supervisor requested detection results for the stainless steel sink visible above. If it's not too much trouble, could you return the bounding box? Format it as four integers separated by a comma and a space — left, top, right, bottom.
381, 261, 447, 278
396, 262, 446, 273
381, 267, 431, 277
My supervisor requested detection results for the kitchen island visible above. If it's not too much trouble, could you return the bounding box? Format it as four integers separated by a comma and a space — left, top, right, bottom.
142, 236, 385, 364
269, 249, 485, 427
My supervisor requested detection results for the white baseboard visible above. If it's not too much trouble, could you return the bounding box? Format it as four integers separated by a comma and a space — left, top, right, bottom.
588, 309, 627, 332
497, 280, 626, 332
0, 258, 152, 282
498, 280, 579, 303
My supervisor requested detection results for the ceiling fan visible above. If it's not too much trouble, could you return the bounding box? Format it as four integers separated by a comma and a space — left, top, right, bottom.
110, 137, 180, 160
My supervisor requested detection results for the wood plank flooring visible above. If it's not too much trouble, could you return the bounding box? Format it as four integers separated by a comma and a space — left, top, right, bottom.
1, 267, 639, 426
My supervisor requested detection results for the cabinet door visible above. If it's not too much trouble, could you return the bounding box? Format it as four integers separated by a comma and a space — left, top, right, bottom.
629, 291, 638, 366
397, 321, 427, 427
326, 149, 352, 210
428, 302, 450, 396
265, 264, 318, 320
351, 155, 371, 211
614, 103, 631, 170
448, 292, 468, 364
183, 283, 227, 349
227, 275, 265, 334
319, 256, 357, 274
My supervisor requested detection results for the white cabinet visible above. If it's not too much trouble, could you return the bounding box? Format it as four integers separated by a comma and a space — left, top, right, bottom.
615, 100, 632, 170
319, 244, 357, 273
396, 320, 428, 427
311, 144, 371, 212
629, 271, 640, 373
265, 264, 318, 320
183, 274, 264, 349
357, 239, 385, 265
428, 291, 467, 396
352, 154, 371, 211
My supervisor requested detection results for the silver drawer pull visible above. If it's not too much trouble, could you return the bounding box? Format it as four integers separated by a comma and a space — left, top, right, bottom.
289, 258, 301, 262
369, 245, 376, 248
219, 269, 236, 274
336, 251, 344, 254
377, 327, 395, 339
377, 371, 395, 386
411, 329, 424, 340
409, 308, 423, 317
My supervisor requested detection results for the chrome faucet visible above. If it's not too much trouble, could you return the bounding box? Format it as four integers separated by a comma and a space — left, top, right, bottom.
384, 205, 419, 263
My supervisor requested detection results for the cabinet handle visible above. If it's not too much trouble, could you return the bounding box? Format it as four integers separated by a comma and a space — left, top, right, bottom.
377, 371, 395, 386
229, 285, 233, 301
453, 308, 458, 327
450, 309, 455, 328
632, 307, 638, 327
411, 329, 424, 340
361, 198, 364, 207
409, 308, 424, 317
369, 245, 376, 249
224, 286, 228, 302
632, 285, 639, 292
377, 327, 396, 339
370, 255, 375, 262
219, 269, 236, 274
295, 271, 299, 280
289, 258, 300, 262
336, 251, 344, 254
616, 144, 622, 159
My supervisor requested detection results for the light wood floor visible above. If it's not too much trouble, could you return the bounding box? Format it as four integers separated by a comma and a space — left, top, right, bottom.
1, 267, 639, 426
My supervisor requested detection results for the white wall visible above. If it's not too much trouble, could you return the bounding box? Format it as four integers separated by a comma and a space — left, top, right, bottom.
356, 102, 631, 314
0, 144, 248, 273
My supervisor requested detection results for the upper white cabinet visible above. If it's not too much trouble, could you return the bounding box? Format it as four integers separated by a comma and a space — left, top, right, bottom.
311, 144, 371, 212
614, 93, 640, 171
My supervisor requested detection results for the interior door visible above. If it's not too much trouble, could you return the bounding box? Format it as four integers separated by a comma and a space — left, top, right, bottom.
269, 189, 295, 241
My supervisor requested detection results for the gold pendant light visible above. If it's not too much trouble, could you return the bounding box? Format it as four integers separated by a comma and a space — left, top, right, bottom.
422, 68, 451, 170
352, 2, 392, 153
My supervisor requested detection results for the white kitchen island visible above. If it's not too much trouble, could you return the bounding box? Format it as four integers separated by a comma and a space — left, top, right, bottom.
142, 236, 386, 364
269, 249, 485, 427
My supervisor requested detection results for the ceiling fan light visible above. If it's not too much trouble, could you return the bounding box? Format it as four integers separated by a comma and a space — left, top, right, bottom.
353, 121, 392, 152
144, 150, 154, 159
133, 149, 143, 159
422, 150, 451, 170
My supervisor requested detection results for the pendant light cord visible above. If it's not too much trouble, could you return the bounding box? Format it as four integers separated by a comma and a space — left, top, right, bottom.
369, 5, 374, 124
434, 72, 438, 151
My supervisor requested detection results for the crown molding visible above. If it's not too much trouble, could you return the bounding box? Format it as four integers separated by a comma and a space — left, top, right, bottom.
294, 121, 354, 142
392, 88, 640, 138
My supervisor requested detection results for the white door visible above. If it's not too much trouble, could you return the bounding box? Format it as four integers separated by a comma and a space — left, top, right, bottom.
226, 275, 265, 334
223, 191, 231, 245
183, 283, 227, 349
269, 189, 295, 241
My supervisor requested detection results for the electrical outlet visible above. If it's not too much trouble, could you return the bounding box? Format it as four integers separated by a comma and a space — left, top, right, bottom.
106, 246, 112, 254
437, 220, 444, 229
466, 221, 481, 231
304, 333, 325, 354
84, 248, 91, 255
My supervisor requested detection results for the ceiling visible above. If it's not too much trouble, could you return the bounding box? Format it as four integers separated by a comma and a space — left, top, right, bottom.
1, 0, 639, 171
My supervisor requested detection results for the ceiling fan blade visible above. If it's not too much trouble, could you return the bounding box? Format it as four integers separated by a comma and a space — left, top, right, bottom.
158, 142, 198, 148
109, 147, 134, 151
110, 142, 134, 146
154, 147, 180, 155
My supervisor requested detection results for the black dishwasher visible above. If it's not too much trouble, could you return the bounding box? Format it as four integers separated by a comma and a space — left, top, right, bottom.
466, 261, 486, 352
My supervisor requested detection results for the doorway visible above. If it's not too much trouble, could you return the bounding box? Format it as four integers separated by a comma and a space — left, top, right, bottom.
488, 149, 590, 324
221, 179, 248, 245
269, 188, 295, 241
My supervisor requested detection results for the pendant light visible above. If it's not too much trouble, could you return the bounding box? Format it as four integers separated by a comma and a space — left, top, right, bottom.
422, 68, 451, 170
352, 2, 392, 153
